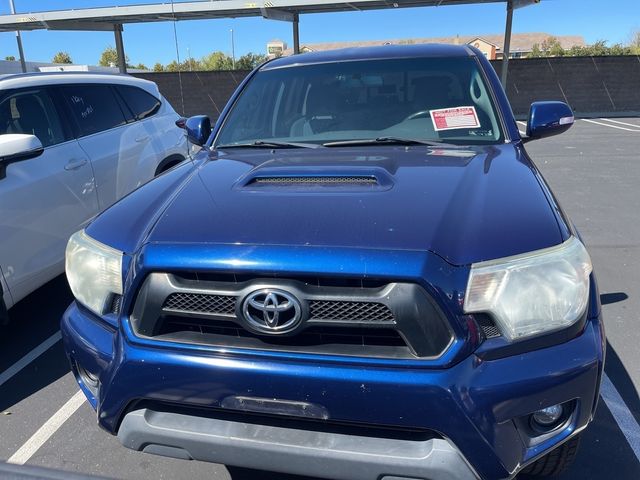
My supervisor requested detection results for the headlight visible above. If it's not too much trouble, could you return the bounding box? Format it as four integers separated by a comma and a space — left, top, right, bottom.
65, 230, 123, 316
464, 236, 592, 341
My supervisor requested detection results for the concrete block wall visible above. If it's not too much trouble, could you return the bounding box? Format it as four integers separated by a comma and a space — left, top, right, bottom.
134, 56, 640, 122
133, 70, 251, 121
491, 55, 640, 117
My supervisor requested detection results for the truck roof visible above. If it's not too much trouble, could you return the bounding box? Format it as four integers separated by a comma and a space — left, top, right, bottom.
262, 43, 475, 71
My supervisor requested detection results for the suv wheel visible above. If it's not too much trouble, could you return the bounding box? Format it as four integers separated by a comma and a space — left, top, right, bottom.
520, 435, 581, 477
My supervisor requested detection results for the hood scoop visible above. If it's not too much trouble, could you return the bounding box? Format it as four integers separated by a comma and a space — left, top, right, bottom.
237, 168, 394, 192
251, 175, 378, 186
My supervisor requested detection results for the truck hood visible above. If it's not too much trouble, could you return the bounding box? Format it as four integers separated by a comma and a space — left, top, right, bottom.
145, 145, 564, 266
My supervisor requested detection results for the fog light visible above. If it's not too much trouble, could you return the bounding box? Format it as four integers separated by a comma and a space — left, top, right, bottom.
532, 404, 564, 427
76, 362, 99, 397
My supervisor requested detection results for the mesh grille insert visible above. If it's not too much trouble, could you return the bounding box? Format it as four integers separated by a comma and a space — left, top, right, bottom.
476, 314, 501, 339
163, 292, 236, 316
252, 176, 377, 185
310, 301, 394, 322
109, 294, 123, 315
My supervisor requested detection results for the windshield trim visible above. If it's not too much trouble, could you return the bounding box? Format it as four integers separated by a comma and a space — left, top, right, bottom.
470, 55, 512, 144
213, 54, 507, 149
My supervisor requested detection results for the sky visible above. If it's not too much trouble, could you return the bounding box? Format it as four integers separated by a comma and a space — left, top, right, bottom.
1, 0, 638, 66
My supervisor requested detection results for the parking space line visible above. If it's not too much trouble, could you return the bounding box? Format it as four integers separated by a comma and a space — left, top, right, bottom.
0, 331, 61, 388
7, 390, 85, 465
582, 119, 640, 132
601, 118, 640, 129
601, 373, 640, 463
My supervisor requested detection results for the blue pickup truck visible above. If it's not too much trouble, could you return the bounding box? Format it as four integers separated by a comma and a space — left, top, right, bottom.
61, 44, 604, 480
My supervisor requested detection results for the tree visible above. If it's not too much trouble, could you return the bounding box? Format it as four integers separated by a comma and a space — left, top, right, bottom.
4, 55, 16, 61
608, 43, 631, 56
52, 51, 73, 64
566, 45, 586, 56
529, 36, 565, 58
530, 43, 543, 58
540, 36, 564, 57
584, 40, 609, 56
235, 52, 268, 70
531, 37, 637, 58
134, 63, 148, 70
201, 51, 233, 71
153, 62, 165, 72
630, 30, 640, 55
165, 58, 202, 72
99, 46, 129, 67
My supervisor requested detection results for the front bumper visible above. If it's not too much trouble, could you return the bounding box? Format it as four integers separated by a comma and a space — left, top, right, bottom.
61, 304, 604, 480
118, 407, 478, 480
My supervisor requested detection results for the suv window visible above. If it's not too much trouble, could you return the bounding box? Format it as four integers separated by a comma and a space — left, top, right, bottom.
0, 89, 67, 147
60, 84, 126, 136
116, 85, 161, 121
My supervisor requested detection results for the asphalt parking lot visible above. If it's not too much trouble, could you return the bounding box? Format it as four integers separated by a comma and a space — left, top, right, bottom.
1, 117, 639, 480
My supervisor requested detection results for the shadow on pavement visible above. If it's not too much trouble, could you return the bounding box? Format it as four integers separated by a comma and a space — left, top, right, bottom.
604, 341, 640, 423
227, 467, 320, 480
0, 275, 72, 412
543, 339, 640, 479
600, 292, 629, 305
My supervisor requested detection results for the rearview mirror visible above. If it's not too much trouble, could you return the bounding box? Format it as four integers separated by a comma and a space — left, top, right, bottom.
185, 115, 212, 147
525, 101, 574, 141
0, 134, 44, 180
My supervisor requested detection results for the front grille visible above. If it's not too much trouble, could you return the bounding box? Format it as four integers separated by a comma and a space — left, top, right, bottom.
163, 292, 236, 316
130, 273, 454, 360
158, 317, 406, 349
310, 301, 394, 322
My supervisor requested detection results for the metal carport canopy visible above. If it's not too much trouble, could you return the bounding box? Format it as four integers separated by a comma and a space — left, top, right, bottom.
0, 0, 534, 82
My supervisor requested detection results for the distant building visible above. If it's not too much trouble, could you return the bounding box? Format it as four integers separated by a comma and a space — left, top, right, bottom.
271, 33, 585, 60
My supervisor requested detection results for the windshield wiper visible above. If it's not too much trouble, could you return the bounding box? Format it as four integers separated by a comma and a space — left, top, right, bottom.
216, 140, 323, 149
323, 137, 457, 148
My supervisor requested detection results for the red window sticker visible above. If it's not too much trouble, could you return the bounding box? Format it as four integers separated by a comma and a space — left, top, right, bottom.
430, 106, 481, 131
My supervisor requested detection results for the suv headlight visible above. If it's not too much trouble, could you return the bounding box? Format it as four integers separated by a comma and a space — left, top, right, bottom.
66, 230, 123, 316
464, 236, 592, 341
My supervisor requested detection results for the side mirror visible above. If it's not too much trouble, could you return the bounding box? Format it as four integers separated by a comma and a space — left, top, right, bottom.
0, 134, 44, 180
525, 101, 574, 141
184, 115, 211, 147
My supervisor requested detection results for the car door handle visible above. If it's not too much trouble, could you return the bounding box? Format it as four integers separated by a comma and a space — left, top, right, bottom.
64, 158, 88, 171
135, 135, 150, 143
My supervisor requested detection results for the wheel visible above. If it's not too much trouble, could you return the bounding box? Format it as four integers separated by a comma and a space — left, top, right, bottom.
520, 434, 581, 478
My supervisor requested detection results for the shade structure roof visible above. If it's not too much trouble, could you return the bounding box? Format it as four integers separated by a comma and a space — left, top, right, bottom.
0, 0, 509, 32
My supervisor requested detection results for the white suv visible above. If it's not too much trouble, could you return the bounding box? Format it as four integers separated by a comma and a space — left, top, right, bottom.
0, 72, 188, 319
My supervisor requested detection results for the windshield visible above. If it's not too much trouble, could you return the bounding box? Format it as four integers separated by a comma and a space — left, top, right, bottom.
215, 56, 504, 147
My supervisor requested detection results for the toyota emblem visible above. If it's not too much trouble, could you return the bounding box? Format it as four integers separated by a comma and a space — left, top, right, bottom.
241, 289, 302, 334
